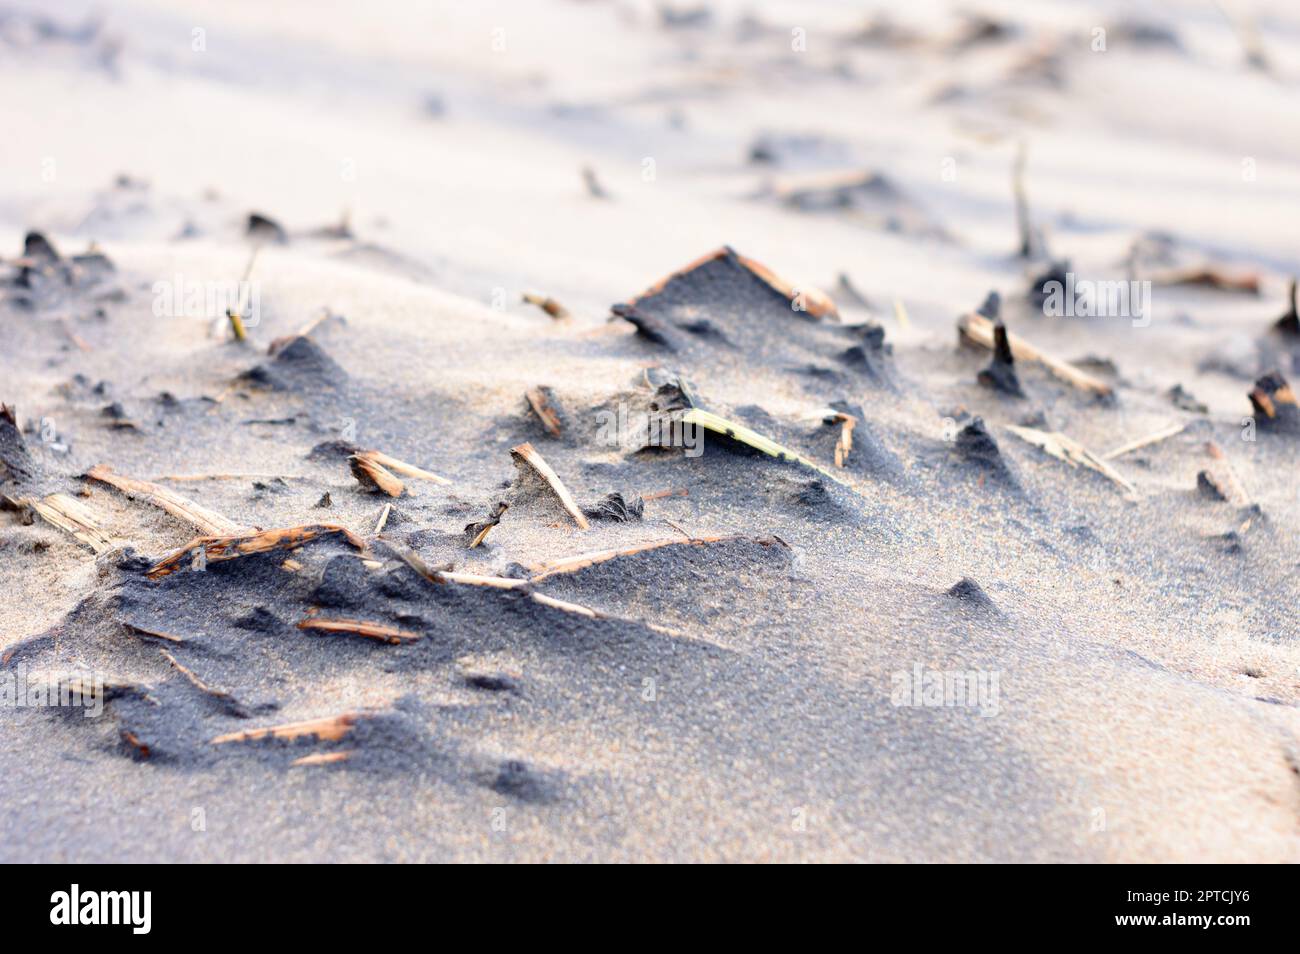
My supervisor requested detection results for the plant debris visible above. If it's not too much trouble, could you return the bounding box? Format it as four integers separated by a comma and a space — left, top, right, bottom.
23, 492, 116, 552
525, 386, 563, 437
975, 301, 1024, 397
147, 524, 366, 579
583, 491, 645, 522
349, 453, 404, 497
87, 465, 248, 535
297, 617, 421, 645
510, 442, 589, 530
959, 311, 1112, 398
1248, 371, 1299, 431
522, 293, 571, 321
465, 501, 509, 548
1005, 425, 1136, 498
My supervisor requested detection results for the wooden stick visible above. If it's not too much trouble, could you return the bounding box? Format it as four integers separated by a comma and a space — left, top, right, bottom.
1102, 422, 1186, 461
25, 492, 115, 552
958, 312, 1113, 398
1005, 425, 1136, 498
356, 450, 449, 485
87, 465, 248, 535
510, 442, 589, 530
374, 503, 392, 534
297, 617, 420, 645
211, 710, 373, 745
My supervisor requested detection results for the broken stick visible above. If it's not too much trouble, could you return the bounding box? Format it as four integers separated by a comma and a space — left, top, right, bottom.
510, 442, 589, 530
25, 492, 115, 552
1005, 425, 1136, 498
958, 312, 1113, 398
87, 465, 248, 535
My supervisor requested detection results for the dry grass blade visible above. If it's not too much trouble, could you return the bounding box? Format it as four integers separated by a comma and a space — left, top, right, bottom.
356, 449, 449, 485
525, 387, 563, 437
211, 710, 373, 745
510, 441, 589, 530
1102, 422, 1187, 461
26, 492, 115, 552
681, 408, 845, 483
1005, 425, 1136, 498
349, 454, 404, 497
958, 312, 1113, 398
530, 534, 781, 582
123, 622, 184, 643
87, 465, 248, 535
147, 523, 367, 579
159, 647, 244, 714
297, 617, 421, 644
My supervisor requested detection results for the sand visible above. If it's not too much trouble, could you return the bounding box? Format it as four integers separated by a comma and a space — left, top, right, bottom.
0, 0, 1298, 862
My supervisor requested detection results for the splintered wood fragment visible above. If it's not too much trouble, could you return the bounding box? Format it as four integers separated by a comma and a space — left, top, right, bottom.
1005, 425, 1136, 498
374, 503, 392, 534
148, 524, 367, 579
356, 450, 450, 485
26, 492, 115, 552
958, 313, 1113, 398
292, 750, 354, 767
1102, 422, 1187, 461
1203, 442, 1250, 505
466, 501, 508, 549
830, 413, 856, 468
87, 465, 248, 535
211, 711, 369, 745
522, 292, 571, 321
530, 534, 782, 582
298, 617, 421, 644
349, 454, 404, 497
525, 387, 563, 436
510, 442, 589, 530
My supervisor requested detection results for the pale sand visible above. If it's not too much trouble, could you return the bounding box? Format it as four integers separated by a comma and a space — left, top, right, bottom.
0, 0, 1297, 862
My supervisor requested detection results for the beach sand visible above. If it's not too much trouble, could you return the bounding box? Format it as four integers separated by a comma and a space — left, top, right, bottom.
1, 0, 1298, 862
